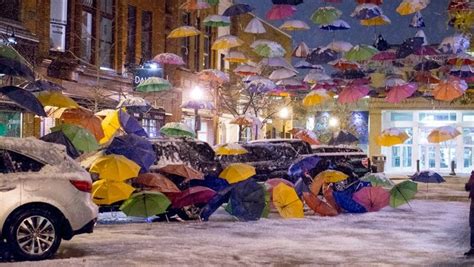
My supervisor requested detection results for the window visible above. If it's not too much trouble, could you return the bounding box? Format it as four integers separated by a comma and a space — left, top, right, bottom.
194, 17, 201, 71
0, 0, 20, 21
99, 0, 114, 68
141, 11, 152, 61
203, 26, 212, 69
197, 120, 207, 142
0, 111, 21, 137
181, 12, 191, 67
463, 113, 474, 122
419, 112, 456, 122
126, 5, 137, 65
464, 128, 474, 168
141, 119, 158, 138
80, 7, 93, 63
50, 0, 68, 52
219, 53, 225, 71
0, 150, 45, 173
390, 128, 413, 168
390, 112, 413, 122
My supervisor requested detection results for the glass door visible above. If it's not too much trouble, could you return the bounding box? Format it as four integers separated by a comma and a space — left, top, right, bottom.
419, 144, 436, 170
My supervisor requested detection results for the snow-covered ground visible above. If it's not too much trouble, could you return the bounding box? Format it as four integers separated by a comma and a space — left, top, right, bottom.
2, 200, 473, 266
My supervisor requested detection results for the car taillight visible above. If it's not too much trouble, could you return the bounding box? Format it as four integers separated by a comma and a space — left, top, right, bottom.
70, 180, 92, 193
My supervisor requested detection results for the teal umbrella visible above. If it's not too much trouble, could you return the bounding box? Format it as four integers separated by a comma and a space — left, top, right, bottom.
389, 180, 418, 208
344, 45, 378, 61
120, 191, 171, 218
136, 77, 171, 93
203, 15, 230, 27
160, 122, 196, 138
51, 123, 99, 152
310, 6, 342, 25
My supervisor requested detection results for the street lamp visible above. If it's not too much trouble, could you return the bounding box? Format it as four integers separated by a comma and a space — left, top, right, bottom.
191, 86, 203, 135
328, 116, 340, 128
279, 107, 289, 138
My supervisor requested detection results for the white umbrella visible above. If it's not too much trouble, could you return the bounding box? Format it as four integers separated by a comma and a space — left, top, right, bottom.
304, 70, 331, 84
244, 17, 266, 34
415, 30, 428, 46
292, 42, 310, 58
224, 51, 248, 63
438, 34, 470, 54
259, 57, 295, 71
269, 68, 298, 80
279, 20, 310, 31
325, 41, 353, 53
234, 64, 261, 76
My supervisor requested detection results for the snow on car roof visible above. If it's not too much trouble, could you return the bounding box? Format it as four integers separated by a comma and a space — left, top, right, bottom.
0, 137, 69, 165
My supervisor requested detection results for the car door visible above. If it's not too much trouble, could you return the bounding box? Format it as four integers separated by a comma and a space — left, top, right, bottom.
0, 149, 22, 218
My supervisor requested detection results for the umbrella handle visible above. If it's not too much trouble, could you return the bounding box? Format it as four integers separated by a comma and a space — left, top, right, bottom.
396, 186, 412, 210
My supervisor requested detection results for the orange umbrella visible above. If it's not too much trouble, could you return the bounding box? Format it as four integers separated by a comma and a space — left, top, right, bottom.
294, 130, 320, 145
134, 173, 180, 193
230, 115, 255, 126
329, 59, 360, 71
159, 164, 204, 182
415, 71, 440, 84
60, 108, 105, 141
289, 127, 304, 135
432, 77, 467, 101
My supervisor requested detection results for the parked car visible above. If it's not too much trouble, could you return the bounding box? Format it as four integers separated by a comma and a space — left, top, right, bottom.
0, 137, 98, 261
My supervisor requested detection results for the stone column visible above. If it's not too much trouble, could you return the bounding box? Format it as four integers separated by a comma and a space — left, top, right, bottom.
369, 109, 382, 158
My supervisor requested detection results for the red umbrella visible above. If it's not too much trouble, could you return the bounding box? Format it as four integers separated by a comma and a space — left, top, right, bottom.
371, 50, 396, 61
385, 83, 417, 103
159, 164, 204, 182
414, 46, 439, 56
352, 186, 389, 212
171, 186, 216, 208
294, 129, 321, 145
338, 85, 370, 104
266, 5, 297, 20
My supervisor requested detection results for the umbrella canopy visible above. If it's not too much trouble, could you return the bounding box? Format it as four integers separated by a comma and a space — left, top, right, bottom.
292, 42, 311, 58
51, 123, 99, 152
228, 179, 266, 221
136, 77, 171, 92
272, 0, 303, 4
179, 0, 211, 11
338, 85, 369, 104
266, 4, 296, 20
414, 60, 441, 71
160, 122, 195, 138
159, 164, 204, 182
345, 45, 378, 61
428, 126, 461, 143
0, 86, 46, 117
215, 143, 248, 155
92, 180, 135, 205
389, 180, 418, 208
219, 163, 256, 184
100, 109, 121, 145
247, 78, 277, 93
224, 51, 248, 63
181, 99, 215, 110
0, 58, 34, 81
120, 191, 171, 217
167, 26, 201, 38
23, 79, 64, 92
409, 11, 425, 28
272, 183, 304, 218
333, 190, 367, 213
40, 131, 81, 159
311, 6, 342, 25
306, 47, 338, 64
280, 20, 310, 31
259, 57, 294, 70
385, 83, 418, 103
269, 68, 297, 80
302, 89, 332, 107
60, 107, 105, 141
117, 96, 151, 114
305, 70, 332, 83
203, 15, 231, 27
315, 170, 349, 183
106, 134, 156, 172
198, 69, 229, 84
222, 3, 254, 16
294, 130, 321, 145
234, 64, 260, 76
415, 71, 440, 84
396, 0, 430, 16
396, 37, 424, 58
252, 40, 286, 57
134, 173, 180, 193
329, 59, 360, 71
288, 156, 321, 178
171, 186, 216, 208
90, 154, 141, 181
37, 91, 79, 108
376, 128, 410, 146
152, 53, 185, 65
372, 50, 397, 61
244, 17, 266, 34
230, 115, 258, 126
320, 19, 351, 31
351, 4, 383, 20
211, 35, 244, 50
200, 186, 233, 221
411, 171, 446, 183
360, 14, 391, 26
353, 186, 389, 212
360, 173, 395, 187
118, 110, 148, 137
432, 77, 467, 101
326, 41, 353, 53
328, 130, 359, 145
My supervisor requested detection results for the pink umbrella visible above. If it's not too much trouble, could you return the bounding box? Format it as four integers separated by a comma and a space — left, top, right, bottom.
338, 85, 369, 104
385, 83, 417, 103
269, 68, 298, 80
414, 46, 439, 56
371, 50, 396, 61
276, 78, 308, 90
153, 53, 185, 65
266, 5, 297, 20
171, 186, 216, 209
198, 69, 230, 84
353, 186, 389, 212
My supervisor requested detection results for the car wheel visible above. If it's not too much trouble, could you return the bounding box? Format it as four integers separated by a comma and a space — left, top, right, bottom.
5, 208, 62, 261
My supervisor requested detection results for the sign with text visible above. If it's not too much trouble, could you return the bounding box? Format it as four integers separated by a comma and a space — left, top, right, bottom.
50, 0, 67, 52
132, 67, 164, 88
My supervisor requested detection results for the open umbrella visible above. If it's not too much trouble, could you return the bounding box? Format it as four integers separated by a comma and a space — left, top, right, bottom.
396, 0, 430, 16
0, 86, 46, 117
389, 180, 418, 208
276, 78, 307, 90
345, 45, 378, 61
152, 53, 185, 65
215, 143, 248, 155
360, 173, 394, 187
100, 109, 121, 145
136, 77, 171, 92
273, 183, 304, 218
428, 126, 461, 143
266, 4, 296, 20
60, 107, 105, 141
40, 131, 80, 159
106, 134, 156, 172
167, 26, 201, 38
181, 99, 215, 110
330, 59, 360, 71
432, 77, 467, 101
198, 69, 230, 84
333, 190, 367, 213
353, 186, 389, 212
223, 3, 254, 16
228, 179, 265, 221
306, 47, 338, 64
0, 58, 34, 81
385, 83, 418, 103
120, 191, 171, 217
230, 115, 258, 126
414, 60, 441, 71
23, 79, 64, 92
302, 89, 331, 107
134, 173, 180, 193
320, 19, 351, 31
292, 42, 311, 58
92, 180, 135, 205
294, 130, 321, 145
259, 57, 294, 70
315, 170, 349, 184
247, 78, 277, 93
372, 50, 397, 61
244, 17, 266, 34
203, 15, 231, 27
411, 171, 445, 184
326, 41, 353, 53
37, 91, 79, 108
224, 51, 248, 63
200, 186, 233, 221
328, 130, 359, 145
351, 4, 383, 20
409, 11, 425, 28
179, 0, 211, 11
396, 37, 424, 58
311, 6, 342, 25
280, 20, 310, 31
118, 110, 148, 137
234, 64, 260, 76
117, 96, 151, 114
171, 186, 216, 208
159, 164, 204, 182
269, 68, 297, 80
288, 156, 321, 178
360, 14, 391, 26
377, 128, 410, 146
337, 85, 369, 104
252, 40, 286, 57
51, 123, 99, 152
211, 35, 244, 50
90, 154, 141, 182
219, 163, 256, 184
160, 122, 195, 138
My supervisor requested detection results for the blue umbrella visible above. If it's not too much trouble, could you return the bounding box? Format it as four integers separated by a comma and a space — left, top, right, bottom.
306, 48, 339, 65
409, 11, 425, 28
40, 131, 80, 159
189, 175, 230, 192
396, 37, 424, 59
288, 155, 321, 178
411, 171, 445, 184
106, 134, 156, 172
200, 186, 233, 221
228, 179, 265, 221
319, 19, 351, 31
333, 190, 367, 213
294, 177, 309, 198
118, 110, 148, 137
0, 86, 46, 117
272, 0, 303, 5
222, 4, 254, 16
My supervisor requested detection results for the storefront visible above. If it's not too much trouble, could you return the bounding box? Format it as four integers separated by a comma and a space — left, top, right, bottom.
0, 110, 21, 137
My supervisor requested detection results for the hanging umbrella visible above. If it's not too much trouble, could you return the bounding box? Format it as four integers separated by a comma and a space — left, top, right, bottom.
224, 51, 248, 63
428, 126, 461, 143
315, 170, 349, 184
227, 179, 265, 221
292, 42, 310, 58
432, 77, 467, 101
160, 122, 195, 138
106, 134, 156, 172
306, 47, 338, 64
247, 78, 277, 93
360, 173, 395, 187
61, 107, 105, 141
181, 99, 215, 110
198, 69, 229, 84
396, 37, 424, 58
171, 186, 216, 208
332, 69, 366, 80
328, 130, 359, 145
438, 34, 470, 54
90, 154, 141, 181
372, 50, 397, 61
92, 180, 135, 205
415, 30, 428, 45
288, 156, 321, 178
329, 59, 360, 71
414, 60, 441, 71
259, 57, 294, 70
373, 34, 391, 51
320, 19, 351, 31
345, 45, 378, 61
338, 85, 369, 104
351, 4, 383, 20
266, 5, 297, 20
302, 89, 331, 107
294, 60, 317, 69
100, 109, 121, 145
276, 78, 307, 90
234, 64, 260, 76
40, 131, 81, 159
352, 186, 389, 212
215, 143, 248, 155
37, 91, 79, 108
450, 65, 474, 78
326, 41, 353, 53
415, 71, 440, 84
356, 0, 383, 4
0, 86, 46, 117
409, 11, 425, 28
447, 54, 474, 66
211, 35, 244, 50
219, 163, 256, 184
252, 40, 286, 57
136, 77, 171, 92
360, 15, 391, 26
310, 6, 342, 25
159, 164, 204, 182
411, 170, 445, 183
179, 0, 211, 11
117, 96, 152, 114
200, 186, 234, 221
376, 128, 409, 146
152, 53, 184, 65
167, 26, 201, 38
280, 20, 310, 31
294, 130, 321, 145
222, 3, 254, 16
203, 15, 231, 27
23, 79, 64, 92
51, 123, 98, 152
0, 58, 34, 81
272, 0, 303, 4
396, 0, 430, 16
385, 83, 417, 103
304, 71, 331, 84
120, 191, 171, 217
134, 173, 180, 193
269, 68, 297, 80
230, 115, 258, 126
118, 110, 148, 137
272, 183, 304, 218
389, 180, 418, 208
244, 17, 266, 34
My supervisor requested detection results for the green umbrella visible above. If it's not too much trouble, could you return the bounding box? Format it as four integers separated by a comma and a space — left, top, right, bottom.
136, 77, 171, 93
261, 184, 270, 218
160, 122, 195, 138
310, 6, 342, 25
389, 180, 418, 208
203, 15, 231, 27
253, 44, 286, 58
360, 173, 395, 188
344, 45, 378, 61
0, 45, 31, 66
120, 191, 171, 218
51, 123, 99, 152
206, 0, 219, 5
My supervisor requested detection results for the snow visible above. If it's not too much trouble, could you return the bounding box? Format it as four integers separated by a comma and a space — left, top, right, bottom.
0, 137, 68, 165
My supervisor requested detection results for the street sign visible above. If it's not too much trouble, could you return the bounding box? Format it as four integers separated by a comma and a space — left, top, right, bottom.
133, 66, 164, 88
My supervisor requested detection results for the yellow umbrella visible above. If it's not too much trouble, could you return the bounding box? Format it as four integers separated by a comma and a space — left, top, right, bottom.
100, 109, 121, 144
37, 91, 79, 108
92, 180, 135, 205
428, 126, 461, 143
315, 170, 349, 184
360, 15, 391, 26
219, 163, 255, 184
302, 90, 331, 107
224, 51, 248, 63
167, 26, 201, 38
90, 154, 141, 182
396, 0, 429, 16
211, 35, 244, 50
95, 109, 116, 118
376, 128, 409, 146
272, 183, 304, 219
215, 143, 248, 155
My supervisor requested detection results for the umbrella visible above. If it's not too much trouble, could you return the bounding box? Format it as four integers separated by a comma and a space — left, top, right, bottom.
106, 134, 156, 172
228, 179, 265, 221
288, 156, 321, 178
234, 64, 260, 76
396, 37, 424, 58
320, 19, 351, 31
277, 78, 307, 90
23, 79, 64, 92
198, 69, 229, 84
37, 91, 79, 108
0, 86, 46, 117
272, 183, 304, 218
389, 180, 418, 208
373, 34, 391, 51
303, 192, 339, 216
371, 50, 397, 61
92, 180, 135, 205
414, 60, 441, 71
211, 35, 244, 50
159, 164, 204, 182
118, 110, 148, 137
416, 30, 428, 45
432, 77, 467, 101
60, 107, 105, 141
265, 178, 295, 194
200, 186, 233, 221
328, 130, 359, 145
447, 54, 474, 66
376, 128, 410, 146
385, 83, 417, 103
332, 70, 366, 80
136, 77, 171, 92
337, 85, 369, 104
0, 58, 34, 81
117, 96, 151, 114
181, 99, 215, 110
171, 186, 216, 208
415, 71, 440, 84
247, 78, 277, 93
179, 0, 211, 11
224, 51, 248, 63
259, 57, 294, 70
244, 17, 266, 34
134, 173, 180, 193
360, 173, 395, 187
266, 5, 296, 21
272, 0, 303, 4
438, 34, 470, 54
51, 123, 99, 152
152, 53, 185, 65
189, 175, 229, 193
280, 20, 310, 31
292, 42, 310, 58
100, 109, 121, 145
306, 47, 338, 64
219, 163, 256, 184
167, 26, 200, 38
360, 15, 391, 26
333, 190, 367, 213
160, 122, 195, 138
294, 130, 321, 145
302, 90, 331, 107
0, 45, 31, 65
215, 143, 248, 155
40, 131, 81, 159
203, 15, 231, 27
353, 186, 389, 212
269, 68, 297, 80
252, 40, 286, 57
428, 126, 461, 143
230, 115, 256, 126
396, 0, 430, 16
351, 4, 383, 20
90, 154, 141, 181
326, 41, 353, 53
315, 170, 349, 184
409, 11, 425, 28
329, 59, 360, 71
310, 6, 342, 25
222, 3, 254, 16
356, 0, 383, 5
411, 171, 445, 183
120, 191, 171, 217
344, 45, 378, 61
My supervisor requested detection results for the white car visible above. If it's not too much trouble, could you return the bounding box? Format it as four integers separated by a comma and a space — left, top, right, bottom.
0, 137, 98, 261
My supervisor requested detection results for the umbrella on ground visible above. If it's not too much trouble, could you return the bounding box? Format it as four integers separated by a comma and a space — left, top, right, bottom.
212, 35, 244, 50
428, 126, 461, 143
396, 0, 429, 16
60, 107, 105, 141
311, 6, 342, 25
203, 15, 231, 27
303, 192, 339, 216
244, 17, 266, 34
315, 170, 349, 184
280, 20, 310, 31
223, 3, 254, 16
51, 123, 99, 152
376, 128, 410, 146
294, 130, 321, 145
411, 171, 445, 183
37, 91, 79, 108
288, 156, 321, 178
292, 42, 310, 58
306, 47, 338, 64
90, 154, 141, 181
92, 180, 135, 205
396, 37, 424, 58
328, 130, 359, 145
432, 77, 467, 101
136, 77, 171, 92
171, 186, 216, 208
353, 186, 389, 212
159, 164, 204, 182
302, 89, 332, 107
385, 83, 418, 103
266, 5, 296, 20
189, 175, 230, 192
40, 131, 80, 159
273, 183, 304, 218
0, 58, 34, 81
117, 96, 151, 114
0, 86, 46, 117
100, 109, 121, 145
200, 186, 233, 221
23, 79, 64, 92
215, 143, 248, 155
320, 19, 351, 31
333, 190, 367, 213
351, 4, 383, 20
120, 191, 171, 217
389, 180, 418, 208
152, 52, 185, 65
167, 26, 200, 38
338, 85, 369, 104
219, 163, 256, 184
345, 45, 378, 61
224, 51, 248, 63
134, 173, 180, 193
228, 179, 265, 221
360, 173, 394, 187
106, 134, 156, 172
160, 122, 195, 138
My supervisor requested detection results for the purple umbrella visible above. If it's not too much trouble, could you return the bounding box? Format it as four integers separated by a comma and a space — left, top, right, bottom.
0, 86, 46, 117
181, 99, 215, 110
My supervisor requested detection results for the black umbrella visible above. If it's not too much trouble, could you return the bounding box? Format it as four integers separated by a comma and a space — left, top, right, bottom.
373, 34, 390, 51
23, 79, 64, 92
328, 130, 359, 145
0, 86, 46, 116
331, 70, 366, 80
228, 179, 265, 221
272, 0, 303, 5
306, 48, 338, 65
396, 37, 424, 59
414, 60, 441, 71
222, 4, 254, 16
0, 58, 34, 81
40, 131, 80, 159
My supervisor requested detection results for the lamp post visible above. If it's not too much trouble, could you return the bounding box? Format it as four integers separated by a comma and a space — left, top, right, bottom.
190, 86, 203, 136
279, 107, 289, 139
